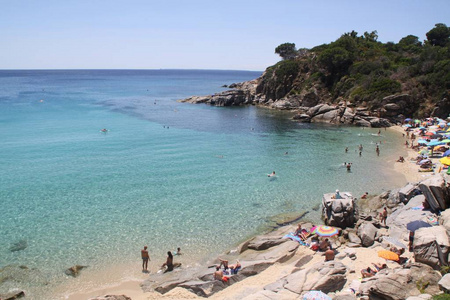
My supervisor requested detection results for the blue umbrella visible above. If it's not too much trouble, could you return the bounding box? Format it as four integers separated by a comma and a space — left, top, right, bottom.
404, 124, 412, 128
444, 150, 450, 157
428, 141, 445, 147
417, 140, 428, 145
407, 220, 432, 232
405, 118, 412, 122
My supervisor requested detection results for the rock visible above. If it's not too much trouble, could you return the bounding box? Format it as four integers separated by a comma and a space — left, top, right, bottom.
311, 109, 340, 123
241, 240, 299, 264
360, 268, 419, 300
333, 292, 357, 300
322, 193, 358, 228
440, 209, 450, 236
9, 240, 27, 252
398, 184, 418, 203
408, 263, 442, 295
65, 265, 87, 277
348, 232, 361, 245
354, 118, 371, 127
419, 175, 448, 211
271, 99, 293, 110
431, 97, 450, 119
369, 118, 391, 128
438, 273, 450, 292
293, 113, 311, 123
0, 291, 25, 300
283, 261, 347, 294
300, 89, 320, 107
88, 296, 131, 300
357, 223, 377, 247
414, 226, 450, 269
384, 103, 401, 111
178, 280, 224, 297
247, 236, 287, 251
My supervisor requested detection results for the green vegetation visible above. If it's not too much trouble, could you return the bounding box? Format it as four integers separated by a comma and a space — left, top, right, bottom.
266, 24, 450, 117
433, 294, 450, 300
275, 43, 297, 60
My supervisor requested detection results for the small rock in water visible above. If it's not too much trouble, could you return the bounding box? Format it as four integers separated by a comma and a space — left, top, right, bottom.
65, 265, 87, 277
9, 240, 27, 252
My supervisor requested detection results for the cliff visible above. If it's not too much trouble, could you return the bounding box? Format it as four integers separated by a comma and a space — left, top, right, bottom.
180, 26, 450, 127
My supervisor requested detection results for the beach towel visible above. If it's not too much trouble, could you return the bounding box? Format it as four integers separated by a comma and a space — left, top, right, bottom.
411, 205, 424, 210
284, 234, 310, 247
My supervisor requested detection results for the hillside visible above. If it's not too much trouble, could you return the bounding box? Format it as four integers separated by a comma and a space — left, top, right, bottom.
181, 24, 450, 127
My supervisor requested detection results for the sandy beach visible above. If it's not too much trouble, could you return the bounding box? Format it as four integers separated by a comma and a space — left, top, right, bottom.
61, 124, 439, 300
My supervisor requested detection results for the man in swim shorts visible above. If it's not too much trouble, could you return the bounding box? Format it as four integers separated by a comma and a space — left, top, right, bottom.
141, 246, 150, 272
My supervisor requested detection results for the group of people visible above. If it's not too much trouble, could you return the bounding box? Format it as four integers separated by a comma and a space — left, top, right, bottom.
294, 224, 335, 261
141, 246, 182, 273
213, 258, 241, 282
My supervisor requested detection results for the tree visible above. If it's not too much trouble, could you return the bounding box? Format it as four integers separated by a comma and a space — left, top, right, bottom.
275, 43, 297, 60
426, 23, 450, 46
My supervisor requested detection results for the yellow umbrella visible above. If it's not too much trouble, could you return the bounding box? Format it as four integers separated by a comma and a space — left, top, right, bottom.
378, 250, 399, 261
440, 157, 450, 166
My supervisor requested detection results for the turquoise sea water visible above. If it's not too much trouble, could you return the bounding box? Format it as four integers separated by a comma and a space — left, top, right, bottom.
0, 70, 406, 299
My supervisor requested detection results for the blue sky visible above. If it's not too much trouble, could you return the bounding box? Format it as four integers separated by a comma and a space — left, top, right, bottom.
1, 0, 449, 71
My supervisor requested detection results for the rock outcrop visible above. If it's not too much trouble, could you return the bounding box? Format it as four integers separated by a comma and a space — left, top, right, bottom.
65, 265, 87, 277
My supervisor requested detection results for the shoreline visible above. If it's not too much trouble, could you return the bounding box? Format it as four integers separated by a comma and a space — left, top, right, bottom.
61, 125, 423, 300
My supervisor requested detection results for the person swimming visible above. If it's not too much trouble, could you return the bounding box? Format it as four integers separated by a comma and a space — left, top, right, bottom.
268, 171, 276, 177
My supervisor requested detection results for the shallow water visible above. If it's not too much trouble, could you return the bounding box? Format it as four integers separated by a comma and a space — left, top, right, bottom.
0, 70, 406, 298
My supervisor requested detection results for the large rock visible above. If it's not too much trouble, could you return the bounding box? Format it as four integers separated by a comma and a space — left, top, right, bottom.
357, 223, 377, 247
369, 118, 391, 128
414, 226, 450, 269
247, 235, 287, 251
241, 240, 299, 263
322, 193, 358, 228
363, 268, 418, 300
440, 209, 450, 236
419, 175, 448, 211
398, 183, 419, 204
283, 261, 347, 294
438, 273, 450, 292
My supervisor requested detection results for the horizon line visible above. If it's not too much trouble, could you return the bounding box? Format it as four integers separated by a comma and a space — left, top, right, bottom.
0, 68, 264, 72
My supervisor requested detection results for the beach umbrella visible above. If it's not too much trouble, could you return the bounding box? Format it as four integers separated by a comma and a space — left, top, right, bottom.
444, 150, 450, 157
418, 159, 431, 165
428, 141, 445, 147
425, 132, 436, 136
441, 139, 450, 143
407, 220, 432, 232
313, 225, 339, 237
418, 149, 429, 155
403, 124, 412, 128
417, 140, 428, 145
414, 120, 421, 124
383, 236, 407, 249
378, 250, 399, 261
441, 157, 450, 166
404, 118, 412, 122
303, 290, 332, 300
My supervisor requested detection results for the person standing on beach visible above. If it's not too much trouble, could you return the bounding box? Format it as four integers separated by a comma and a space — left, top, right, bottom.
376, 145, 380, 156
380, 207, 388, 226
141, 246, 150, 272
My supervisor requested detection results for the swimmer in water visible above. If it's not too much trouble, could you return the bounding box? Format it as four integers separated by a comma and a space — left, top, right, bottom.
268, 171, 276, 177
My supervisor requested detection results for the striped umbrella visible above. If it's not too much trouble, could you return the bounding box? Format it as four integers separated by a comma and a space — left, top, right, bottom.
303, 290, 332, 300
313, 225, 339, 237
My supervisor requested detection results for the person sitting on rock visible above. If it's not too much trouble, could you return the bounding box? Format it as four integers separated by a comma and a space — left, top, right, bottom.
218, 258, 228, 270
361, 192, 369, 199
213, 266, 223, 280
319, 238, 331, 251
324, 246, 335, 261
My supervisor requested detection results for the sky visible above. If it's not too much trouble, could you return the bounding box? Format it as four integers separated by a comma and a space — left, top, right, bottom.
1, 0, 449, 71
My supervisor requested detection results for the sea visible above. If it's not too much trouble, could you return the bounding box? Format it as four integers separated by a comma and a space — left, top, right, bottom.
0, 69, 407, 299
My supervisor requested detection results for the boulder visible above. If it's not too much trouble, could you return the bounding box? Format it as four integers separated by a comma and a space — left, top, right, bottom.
322, 194, 358, 228
357, 223, 377, 247
292, 113, 311, 123
354, 118, 371, 127
440, 209, 450, 236
398, 184, 418, 203
247, 236, 287, 251
283, 261, 347, 294
241, 240, 299, 263
414, 226, 450, 269
369, 118, 391, 128
348, 232, 361, 245
359, 268, 420, 300
178, 280, 225, 297
65, 265, 87, 277
408, 263, 442, 295
406, 295, 432, 300
419, 175, 448, 211
311, 109, 340, 123
438, 273, 450, 292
